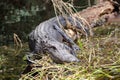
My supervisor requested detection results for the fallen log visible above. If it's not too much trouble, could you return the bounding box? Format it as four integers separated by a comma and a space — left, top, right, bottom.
75, 0, 120, 27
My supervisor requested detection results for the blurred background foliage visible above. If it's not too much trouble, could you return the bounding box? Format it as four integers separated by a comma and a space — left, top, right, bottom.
0, 0, 54, 45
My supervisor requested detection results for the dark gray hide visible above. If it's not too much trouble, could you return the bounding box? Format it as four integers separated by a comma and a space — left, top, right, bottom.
27, 16, 88, 63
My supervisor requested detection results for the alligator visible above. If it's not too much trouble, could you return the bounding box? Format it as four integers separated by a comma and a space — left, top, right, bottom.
27, 0, 120, 64
27, 16, 89, 63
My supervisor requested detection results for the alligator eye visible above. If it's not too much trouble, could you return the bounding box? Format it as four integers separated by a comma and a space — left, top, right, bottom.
50, 46, 57, 50
44, 35, 47, 38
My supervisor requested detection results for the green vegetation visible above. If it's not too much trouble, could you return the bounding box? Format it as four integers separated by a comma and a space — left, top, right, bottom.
0, 44, 28, 80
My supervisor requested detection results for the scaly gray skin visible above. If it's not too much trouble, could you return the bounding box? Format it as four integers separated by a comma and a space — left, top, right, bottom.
27, 16, 89, 63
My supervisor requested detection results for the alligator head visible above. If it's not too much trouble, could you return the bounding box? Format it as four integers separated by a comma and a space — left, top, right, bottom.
47, 41, 80, 63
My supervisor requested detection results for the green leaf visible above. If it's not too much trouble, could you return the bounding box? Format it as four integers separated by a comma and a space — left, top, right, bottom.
77, 39, 83, 50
